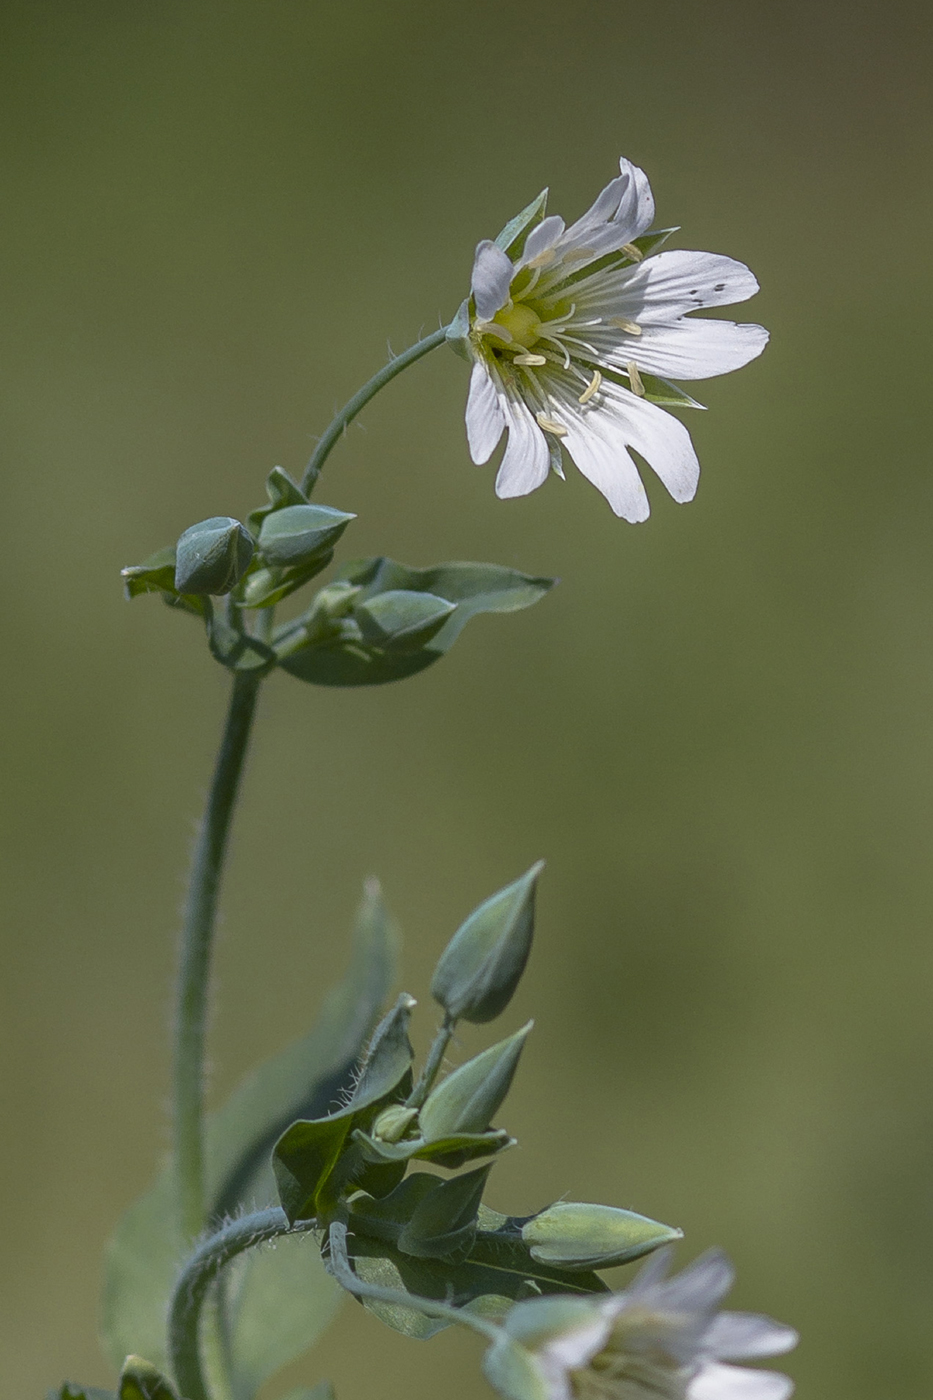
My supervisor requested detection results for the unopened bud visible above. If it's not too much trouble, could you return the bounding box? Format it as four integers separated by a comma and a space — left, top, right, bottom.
174, 517, 253, 595
355, 589, 456, 653
521, 1202, 682, 1271
372, 1103, 418, 1144
119, 1357, 177, 1400
431, 863, 542, 1024
258, 503, 355, 567
419, 1022, 532, 1142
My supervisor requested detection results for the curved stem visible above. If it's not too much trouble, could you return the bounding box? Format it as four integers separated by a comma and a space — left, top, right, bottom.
301, 326, 449, 494
327, 1222, 503, 1343
169, 1208, 315, 1400
174, 671, 263, 1242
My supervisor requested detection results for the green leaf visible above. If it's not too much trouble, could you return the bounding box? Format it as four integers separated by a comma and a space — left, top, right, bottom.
101, 882, 398, 1374
274, 994, 416, 1223
347, 1225, 607, 1341
225, 1234, 340, 1400
121, 546, 207, 618
353, 1126, 514, 1171
494, 188, 549, 260
278, 559, 555, 688
420, 1023, 532, 1142
397, 1164, 492, 1260
580, 362, 705, 411
431, 864, 542, 1024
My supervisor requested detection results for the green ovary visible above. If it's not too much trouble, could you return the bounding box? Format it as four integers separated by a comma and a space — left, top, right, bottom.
491, 301, 543, 349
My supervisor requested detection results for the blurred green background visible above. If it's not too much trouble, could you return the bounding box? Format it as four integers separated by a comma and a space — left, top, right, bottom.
1, 1, 932, 1395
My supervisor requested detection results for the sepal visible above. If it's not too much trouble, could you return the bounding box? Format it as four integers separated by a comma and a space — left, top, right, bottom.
494, 188, 549, 260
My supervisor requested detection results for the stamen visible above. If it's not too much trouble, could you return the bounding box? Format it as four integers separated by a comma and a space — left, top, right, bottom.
560, 247, 595, 263
480, 321, 513, 344
513, 353, 548, 366
537, 333, 571, 368
626, 361, 646, 396
578, 370, 602, 404
611, 317, 642, 336
536, 412, 568, 437
621, 242, 644, 262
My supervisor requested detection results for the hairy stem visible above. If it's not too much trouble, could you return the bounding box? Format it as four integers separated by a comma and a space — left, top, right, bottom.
327, 1222, 503, 1342
169, 1208, 315, 1400
301, 325, 449, 494
174, 671, 263, 1242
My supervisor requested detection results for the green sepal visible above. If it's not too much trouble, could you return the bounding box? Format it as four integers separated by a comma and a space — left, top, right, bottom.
397, 1164, 492, 1261
354, 590, 456, 654
419, 1023, 532, 1142
118, 1357, 177, 1400
274, 995, 416, 1222
494, 188, 549, 260
174, 517, 254, 595
278, 559, 554, 688
446, 298, 472, 361
431, 863, 542, 1024
585, 362, 705, 410
247, 466, 309, 537
121, 546, 207, 618
521, 1201, 682, 1271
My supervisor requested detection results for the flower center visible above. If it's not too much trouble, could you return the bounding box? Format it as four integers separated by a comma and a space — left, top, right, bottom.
491, 302, 543, 349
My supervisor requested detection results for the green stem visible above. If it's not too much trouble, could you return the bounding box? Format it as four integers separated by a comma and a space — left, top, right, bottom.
407, 1013, 456, 1109
327, 1222, 503, 1343
301, 325, 449, 494
169, 1208, 314, 1400
174, 670, 263, 1242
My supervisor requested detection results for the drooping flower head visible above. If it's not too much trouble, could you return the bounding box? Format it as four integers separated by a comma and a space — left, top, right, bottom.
483, 1247, 797, 1400
448, 158, 767, 521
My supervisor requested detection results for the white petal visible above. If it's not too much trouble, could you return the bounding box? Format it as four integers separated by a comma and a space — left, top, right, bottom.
689, 1363, 794, 1400
603, 385, 699, 505
558, 158, 655, 262
628, 250, 761, 316
466, 361, 506, 463
495, 394, 551, 499
520, 215, 566, 266
702, 1314, 799, 1362
615, 156, 656, 240
472, 240, 514, 320
597, 318, 769, 381
555, 390, 651, 522
656, 1249, 735, 1314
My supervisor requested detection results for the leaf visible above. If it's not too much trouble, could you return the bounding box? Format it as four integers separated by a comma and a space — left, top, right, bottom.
278, 560, 555, 688
101, 883, 399, 1374
121, 546, 207, 619
347, 1227, 608, 1341
397, 1164, 491, 1260
246, 466, 309, 537
225, 1234, 340, 1400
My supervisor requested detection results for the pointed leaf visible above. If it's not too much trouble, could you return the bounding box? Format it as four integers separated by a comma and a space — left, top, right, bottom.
398, 1164, 492, 1260
247, 466, 309, 537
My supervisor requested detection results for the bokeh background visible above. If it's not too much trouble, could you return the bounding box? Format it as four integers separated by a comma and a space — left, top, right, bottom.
2, 1, 932, 1395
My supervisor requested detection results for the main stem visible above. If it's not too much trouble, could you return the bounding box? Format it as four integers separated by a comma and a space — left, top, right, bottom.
300, 325, 449, 494
174, 670, 262, 1241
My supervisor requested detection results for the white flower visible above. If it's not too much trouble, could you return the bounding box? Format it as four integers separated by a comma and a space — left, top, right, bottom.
483, 1247, 797, 1400
451, 158, 767, 522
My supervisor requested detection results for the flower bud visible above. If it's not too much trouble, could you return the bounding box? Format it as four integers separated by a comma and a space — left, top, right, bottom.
257, 503, 355, 567
419, 1022, 532, 1142
372, 1103, 418, 1144
521, 1202, 682, 1271
174, 517, 254, 595
431, 863, 543, 1024
119, 1357, 177, 1400
354, 589, 456, 653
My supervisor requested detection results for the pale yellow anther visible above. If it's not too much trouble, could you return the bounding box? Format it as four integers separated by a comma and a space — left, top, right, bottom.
513, 353, 548, 366
621, 243, 644, 262
536, 413, 568, 437
626, 362, 646, 397
611, 317, 642, 336
578, 370, 602, 404
561, 247, 595, 263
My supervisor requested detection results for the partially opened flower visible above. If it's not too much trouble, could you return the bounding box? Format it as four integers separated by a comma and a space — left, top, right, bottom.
483, 1247, 797, 1400
448, 158, 767, 521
